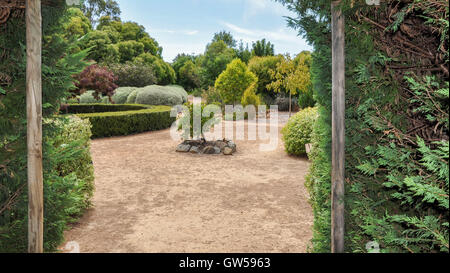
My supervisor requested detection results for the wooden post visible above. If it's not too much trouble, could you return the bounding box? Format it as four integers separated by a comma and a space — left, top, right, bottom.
331, 0, 345, 253
26, 0, 43, 253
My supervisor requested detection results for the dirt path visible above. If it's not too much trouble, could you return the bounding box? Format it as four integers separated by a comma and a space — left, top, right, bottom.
60, 113, 313, 253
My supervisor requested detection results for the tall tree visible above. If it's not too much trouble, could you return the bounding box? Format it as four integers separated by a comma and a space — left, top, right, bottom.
201, 40, 236, 87
267, 51, 312, 116
212, 31, 237, 48
236, 40, 252, 64
81, 0, 121, 26
215, 59, 258, 105
252, 39, 275, 57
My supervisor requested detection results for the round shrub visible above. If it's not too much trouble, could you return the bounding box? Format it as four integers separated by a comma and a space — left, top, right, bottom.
281, 107, 318, 156
79, 90, 104, 104
126, 89, 139, 104
135, 85, 183, 106
167, 85, 188, 103
112, 87, 138, 104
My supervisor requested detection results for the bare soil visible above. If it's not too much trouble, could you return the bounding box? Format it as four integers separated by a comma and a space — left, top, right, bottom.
59, 113, 313, 253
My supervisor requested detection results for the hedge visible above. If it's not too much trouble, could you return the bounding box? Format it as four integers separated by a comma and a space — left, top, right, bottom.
282, 107, 318, 156
63, 104, 148, 114
0, 116, 95, 252
67, 104, 175, 138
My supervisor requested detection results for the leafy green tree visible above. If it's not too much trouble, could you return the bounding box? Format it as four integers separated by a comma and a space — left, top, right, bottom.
267, 52, 312, 116
215, 59, 258, 105
64, 7, 92, 38
241, 82, 262, 107
116, 40, 144, 63
236, 40, 252, 64
134, 53, 176, 85
81, 30, 119, 63
201, 40, 236, 87
81, 0, 121, 26
212, 30, 237, 48
178, 60, 201, 91
248, 55, 285, 101
252, 38, 274, 57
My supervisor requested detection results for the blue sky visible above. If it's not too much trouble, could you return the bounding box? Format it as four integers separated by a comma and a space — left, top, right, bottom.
116, 0, 312, 62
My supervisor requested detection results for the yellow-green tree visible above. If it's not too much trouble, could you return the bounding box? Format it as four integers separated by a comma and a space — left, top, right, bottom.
267, 51, 312, 116
215, 59, 257, 105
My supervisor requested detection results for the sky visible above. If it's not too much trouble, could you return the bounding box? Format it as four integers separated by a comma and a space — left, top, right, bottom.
115, 0, 312, 62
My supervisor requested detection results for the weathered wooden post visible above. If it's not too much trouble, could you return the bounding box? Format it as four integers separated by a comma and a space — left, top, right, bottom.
26, 0, 43, 253
331, 0, 345, 253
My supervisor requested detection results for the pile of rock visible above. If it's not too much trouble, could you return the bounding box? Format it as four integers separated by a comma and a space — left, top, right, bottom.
176, 139, 237, 155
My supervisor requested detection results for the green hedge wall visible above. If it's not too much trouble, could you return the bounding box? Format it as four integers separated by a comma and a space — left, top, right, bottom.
279, 0, 449, 253
63, 104, 148, 114
67, 104, 175, 138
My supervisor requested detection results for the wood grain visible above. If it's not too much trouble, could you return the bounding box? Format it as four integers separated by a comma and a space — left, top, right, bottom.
331, 0, 345, 254
26, 0, 43, 253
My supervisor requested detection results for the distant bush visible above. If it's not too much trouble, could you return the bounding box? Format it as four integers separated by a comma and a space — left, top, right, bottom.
79, 90, 104, 104
282, 107, 318, 156
275, 96, 299, 112
111, 87, 138, 104
135, 85, 183, 106
73, 104, 175, 138
107, 63, 157, 87
202, 86, 223, 105
298, 86, 316, 109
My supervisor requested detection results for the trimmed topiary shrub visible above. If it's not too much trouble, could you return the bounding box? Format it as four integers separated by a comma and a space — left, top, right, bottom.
135, 85, 183, 106
167, 85, 188, 103
281, 107, 318, 156
111, 87, 138, 104
70, 104, 175, 138
126, 89, 139, 104
63, 104, 148, 114
79, 90, 104, 104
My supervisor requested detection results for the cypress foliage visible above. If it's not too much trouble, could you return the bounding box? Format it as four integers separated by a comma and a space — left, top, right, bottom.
277, 0, 449, 253
0, 4, 93, 252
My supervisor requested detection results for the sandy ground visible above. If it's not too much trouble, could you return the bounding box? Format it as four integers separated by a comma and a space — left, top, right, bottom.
59, 112, 313, 253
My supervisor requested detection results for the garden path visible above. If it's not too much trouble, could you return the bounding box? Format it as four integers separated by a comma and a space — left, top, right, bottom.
59, 112, 313, 253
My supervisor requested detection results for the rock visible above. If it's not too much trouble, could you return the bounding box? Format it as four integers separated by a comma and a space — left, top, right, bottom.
202, 146, 216, 154
176, 144, 191, 153
190, 146, 200, 154
215, 141, 227, 151
223, 147, 233, 155
227, 141, 237, 153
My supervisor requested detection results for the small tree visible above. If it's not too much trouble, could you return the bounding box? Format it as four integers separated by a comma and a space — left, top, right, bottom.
178, 102, 220, 140
267, 51, 312, 117
74, 64, 118, 101
215, 59, 258, 105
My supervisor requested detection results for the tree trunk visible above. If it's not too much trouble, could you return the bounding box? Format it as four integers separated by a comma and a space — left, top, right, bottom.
289, 90, 292, 117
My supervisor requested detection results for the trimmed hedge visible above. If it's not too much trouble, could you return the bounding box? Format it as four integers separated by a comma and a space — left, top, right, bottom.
64, 104, 147, 114
66, 104, 175, 138
111, 87, 138, 104
282, 107, 318, 156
